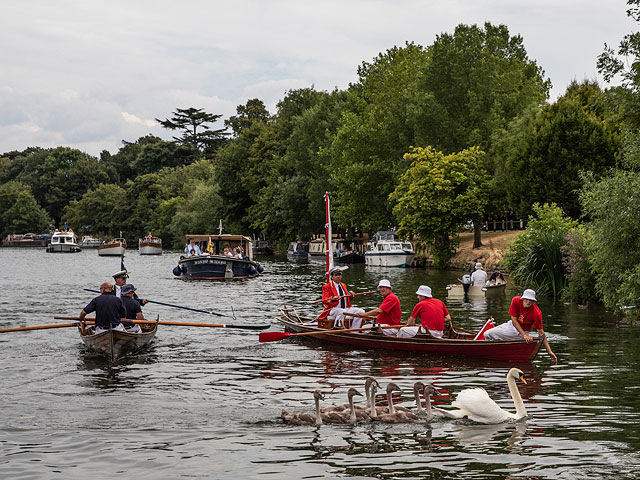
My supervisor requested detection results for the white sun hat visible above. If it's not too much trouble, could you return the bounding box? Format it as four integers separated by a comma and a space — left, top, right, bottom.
416, 285, 432, 298
521, 289, 537, 302
475, 262, 483, 269
377, 279, 391, 289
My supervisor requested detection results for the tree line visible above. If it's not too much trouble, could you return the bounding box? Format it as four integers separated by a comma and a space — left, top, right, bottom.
1, 12, 639, 309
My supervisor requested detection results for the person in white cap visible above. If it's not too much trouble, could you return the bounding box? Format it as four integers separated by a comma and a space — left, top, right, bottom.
397, 285, 451, 338
318, 267, 365, 328
484, 289, 557, 363
471, 262, 487, 286
112, 270, 148, 305
354, 279, 401, 336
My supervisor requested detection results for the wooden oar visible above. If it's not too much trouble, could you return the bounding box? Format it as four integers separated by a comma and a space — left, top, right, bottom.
83, 288, 234, 319
311, 290, 376, 304
54, 316, 269, 330
259, 324, 399, 342
0, 322, 81, 333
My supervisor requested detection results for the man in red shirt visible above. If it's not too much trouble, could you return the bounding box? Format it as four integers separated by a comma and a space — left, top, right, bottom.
318, 267, 365, 328
484, 289, 557, 363
398, 285, 451, 338
355, 279, 401, 335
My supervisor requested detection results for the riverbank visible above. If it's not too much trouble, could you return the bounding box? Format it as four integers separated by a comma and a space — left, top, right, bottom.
446, 230, 520, 270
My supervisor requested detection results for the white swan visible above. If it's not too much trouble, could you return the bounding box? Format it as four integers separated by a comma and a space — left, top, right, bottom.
281, 390, 324, 425
434, 368, 528, 424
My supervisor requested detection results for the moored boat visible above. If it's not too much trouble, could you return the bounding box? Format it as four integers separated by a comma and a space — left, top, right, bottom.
3, 233, 50, 247
447, 282, 507, 299
253, 239, 275, 255
78, 321, 157, 363
46, 230, 81, 253
365, 231, 415, 267
275, 308, 542, 362
335, 241, 365, 264
308, 238, 332, 263
173, 234, 263, 280
138, 235, 162, 255
287, 241, 309, 263
98, 238, 127, 256
80, 235, 102, 248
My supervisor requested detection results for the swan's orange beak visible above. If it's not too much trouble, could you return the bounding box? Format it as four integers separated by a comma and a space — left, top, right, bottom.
519, 374, 527, 384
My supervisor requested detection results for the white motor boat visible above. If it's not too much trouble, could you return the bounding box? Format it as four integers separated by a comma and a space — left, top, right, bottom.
139, 236, 162, 255
80, 235, 101, 248
46, 230, 81, 253
364, 231, 415, 267
98, 238, 127, 256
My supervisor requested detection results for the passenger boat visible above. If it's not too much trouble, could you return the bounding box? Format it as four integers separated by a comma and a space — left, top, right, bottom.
335, 241, 365, 264
3, 233, 49, 247
365, 231, 416, 267
77, 320, 157, 363
308, 238, 333, 263
287, 241, 309, 263
80, 235, 102, 248
138, 235, 162, 255
276, 308, 542, 362
98, 238, 126, 256
173, 234, 263, 280
45, 230, 81, 253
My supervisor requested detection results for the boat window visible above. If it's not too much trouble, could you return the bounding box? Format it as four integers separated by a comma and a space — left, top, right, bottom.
402, 243, 413, 250
382, 243, 391, 251
390, 243, 402, 250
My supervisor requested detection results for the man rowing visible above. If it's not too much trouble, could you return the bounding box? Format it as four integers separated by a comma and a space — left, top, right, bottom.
120, 283, 144, 333
79, 282, 126, 334
318, 267, 365, 328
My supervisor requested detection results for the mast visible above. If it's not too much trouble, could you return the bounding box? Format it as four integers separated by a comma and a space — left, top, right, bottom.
324, 192, 334, 283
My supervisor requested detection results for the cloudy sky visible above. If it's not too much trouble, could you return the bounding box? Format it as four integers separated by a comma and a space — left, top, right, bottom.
1, 1, 635, 156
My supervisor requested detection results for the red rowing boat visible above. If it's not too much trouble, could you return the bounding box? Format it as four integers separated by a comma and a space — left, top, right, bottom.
277, 308, 542, 362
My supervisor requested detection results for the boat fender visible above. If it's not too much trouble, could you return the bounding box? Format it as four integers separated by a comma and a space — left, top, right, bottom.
172, 266, 182, 276
256, 264, 264, 273
249, 265, 257, 275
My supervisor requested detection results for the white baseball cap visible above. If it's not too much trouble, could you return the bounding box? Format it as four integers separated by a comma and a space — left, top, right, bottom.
475, 262, 483, 269
377, 279, 391, 289
521, 289, 537, 301
416, 285, 432, 298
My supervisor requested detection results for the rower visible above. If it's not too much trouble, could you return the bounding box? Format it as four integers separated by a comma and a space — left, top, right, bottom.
120, 284, 144, 333
79, 282, 126, 334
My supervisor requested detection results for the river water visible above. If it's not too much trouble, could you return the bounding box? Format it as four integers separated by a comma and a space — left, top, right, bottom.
1, 248, 639, 479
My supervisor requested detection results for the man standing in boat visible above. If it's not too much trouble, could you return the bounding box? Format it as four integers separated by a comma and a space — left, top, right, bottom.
185, 238, 202, 256
354, 279, 401, 336
397, 285, 451, 338
319, 267, 365, 328
120, 284, 144, 333
79, 282, 126, 333
484, 289, 557, 363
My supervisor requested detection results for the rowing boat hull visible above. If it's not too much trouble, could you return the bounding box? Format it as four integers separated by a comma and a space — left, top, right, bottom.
277, 311, 541, 362
78, 323, 157, 362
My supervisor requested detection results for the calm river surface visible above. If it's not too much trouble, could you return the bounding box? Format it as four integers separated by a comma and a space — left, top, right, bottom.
1, 248, 639, 479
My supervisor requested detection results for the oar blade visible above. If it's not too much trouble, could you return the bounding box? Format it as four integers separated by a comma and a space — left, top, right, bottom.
259, 331, 291, 342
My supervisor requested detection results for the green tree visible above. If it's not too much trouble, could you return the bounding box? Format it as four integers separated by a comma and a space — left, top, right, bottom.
0, 182, 52, 236
156, 107, 229, 155
492, 81, 622, 219
390, 146, 490, 267
62, 183, 127, 236
225, 98, 271, 137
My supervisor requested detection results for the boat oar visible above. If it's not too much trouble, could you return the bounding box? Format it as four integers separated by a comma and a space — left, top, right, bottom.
311, 290, 376, 304
54, 316, 269, 330
83, 288, 234, 319
259, 324, 399, 342
0, 322, 82, 333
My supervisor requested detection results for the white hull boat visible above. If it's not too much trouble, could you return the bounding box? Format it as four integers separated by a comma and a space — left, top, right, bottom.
365, 231, 415, 268
46, 230, 81, 253
138, 236, 162, 255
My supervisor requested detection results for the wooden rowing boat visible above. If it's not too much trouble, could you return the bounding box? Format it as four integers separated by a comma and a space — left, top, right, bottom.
77, 321, 157, 363
276, 308, 542, 362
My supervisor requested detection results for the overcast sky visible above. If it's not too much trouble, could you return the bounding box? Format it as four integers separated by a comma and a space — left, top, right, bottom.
1, 1, 635, 156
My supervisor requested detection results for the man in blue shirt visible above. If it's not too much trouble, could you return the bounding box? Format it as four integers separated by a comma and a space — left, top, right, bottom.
79, 282, 126, 333
184, 238, 202, 256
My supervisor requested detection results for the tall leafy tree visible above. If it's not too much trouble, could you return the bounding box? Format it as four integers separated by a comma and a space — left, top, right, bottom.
156, 107, 229, 155
225, 98, 271, 137
0, 181, 51, 236
492, 81, 621, 219
390, 146, 490, 267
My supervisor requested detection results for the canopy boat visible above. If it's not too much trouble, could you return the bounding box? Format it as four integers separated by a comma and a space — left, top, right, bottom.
253, 239, 275, 255
275, 308, 542, 362
139, 235, 162, 255
335, 240, 365, 264
78, 321, 157, 363
80, 235, 102, 248
365, 231, 415, 267
287, 241, 309, 263
173, 234, 263, 280
98, 238, 127, 256
46, 230, 81, 253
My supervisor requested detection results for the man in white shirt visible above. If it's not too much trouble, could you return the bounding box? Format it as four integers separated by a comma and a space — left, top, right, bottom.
471, 262, 487, 286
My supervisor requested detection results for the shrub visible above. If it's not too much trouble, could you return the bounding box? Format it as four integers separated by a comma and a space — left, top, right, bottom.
560, 227, 597, 304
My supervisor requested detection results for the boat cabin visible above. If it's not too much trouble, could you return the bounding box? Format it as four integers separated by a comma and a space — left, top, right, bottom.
185, 234, 255, 261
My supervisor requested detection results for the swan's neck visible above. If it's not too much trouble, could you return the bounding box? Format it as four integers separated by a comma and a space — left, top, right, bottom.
387, 390, 395, 414
424, 392, 433, 421
414, 389, 422, 413
370, 390, 377, 418
507, 375, 527, 419
365, 384, 371, 408
348, 395, 357, 422
314, 396, 323, 425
